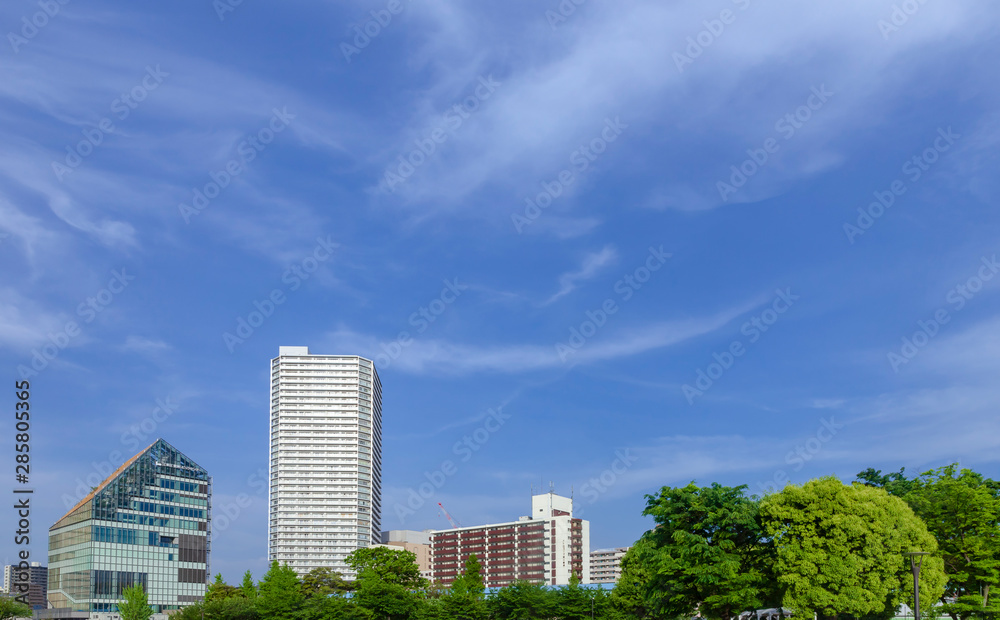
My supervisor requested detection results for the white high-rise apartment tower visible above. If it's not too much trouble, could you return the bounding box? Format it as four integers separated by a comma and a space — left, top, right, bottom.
269, 346, 382, 577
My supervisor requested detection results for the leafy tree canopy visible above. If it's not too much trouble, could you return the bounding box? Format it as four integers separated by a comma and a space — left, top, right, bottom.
257, 561, 304, 620
240, 570, 258, 600
856, 467, 916, 497
488, 581, 557, 620
609, 540, 664, 620
0, 598, 32, 620
118, 584, 154, 620
303, 592, 371, 620
639, 482, 780, 620
555, 576, 601, 620
451, 554, 485, 598
346, 547, 427, 620
353, 580, 422, 620
443, 554, 487, 620
346, 546, 427, 590
760, 477, 946, 620
904, 464, 1000, 620
175, 597, 260, 620
207, 573, 242, 602
302, 566, 352, 598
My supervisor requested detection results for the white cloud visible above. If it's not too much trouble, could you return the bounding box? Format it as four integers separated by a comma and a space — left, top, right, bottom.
522, 215, 602, 239
122, 335, 172, 355
0, 192, 64, 264
0, 23, 369, 262
0, 288, 74, 351
891, 314, 1000, 385
542, 245, 617, 305
323, 296, 760, 375
372, 0, 993, 213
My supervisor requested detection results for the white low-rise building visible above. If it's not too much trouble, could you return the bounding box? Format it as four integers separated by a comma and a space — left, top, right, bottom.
589, 546, 630, 584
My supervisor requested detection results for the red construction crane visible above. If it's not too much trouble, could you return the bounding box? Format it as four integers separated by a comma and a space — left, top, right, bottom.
437, 502, 461, 529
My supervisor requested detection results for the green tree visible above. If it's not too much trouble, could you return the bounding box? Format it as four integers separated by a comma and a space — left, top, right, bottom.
422, 580, 451, 601
608, 541, 662, 620
0, 598, 32, 620
347, 547, 426, 620
175, 597, 260, 620
303, 567, 352, 598
352, 580, 422, 620
303, 593, 370, 620
487, 581, 557, 620
416, 598, 449, 620
118, 584, 154, 620
443, 554, 487, 620
214, 598, 260, 620
173, 603, 202, 620
760, 477, 947, 620
240, 570, 258, 600
554, 578, 595, 620
451, 554, 485, 597
257, 560, 305, 620
904, 465, 1000, 620
346, 547, 427, 589
856, 467, 917, 497
206, 573, 241, 602
639, 482, 780, 620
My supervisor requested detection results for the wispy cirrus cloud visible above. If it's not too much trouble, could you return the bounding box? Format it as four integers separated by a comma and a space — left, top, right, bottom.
122, 335, 172, 356
542, 245, 617, 305
373, 0, 995, 213
0, 288, 75, 351
323, 296, 760, 375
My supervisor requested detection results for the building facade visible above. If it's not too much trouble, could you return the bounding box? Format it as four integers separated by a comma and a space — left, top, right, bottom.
3, 562, 47, 608
430, 493, 589, 587
268, 347, 383, 577
378, 530, 433, 581
46, 439, 210, 618
589, 547, 629, 584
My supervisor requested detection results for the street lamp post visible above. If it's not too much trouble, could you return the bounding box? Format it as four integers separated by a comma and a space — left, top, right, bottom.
904, 552, 929, 620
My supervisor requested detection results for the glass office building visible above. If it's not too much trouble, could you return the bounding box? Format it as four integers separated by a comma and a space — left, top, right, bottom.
47, 439, 210, 615
269, 347, 382, 577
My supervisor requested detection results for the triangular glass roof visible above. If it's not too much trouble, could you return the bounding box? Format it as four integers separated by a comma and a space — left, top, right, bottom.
51, 438, 208, 530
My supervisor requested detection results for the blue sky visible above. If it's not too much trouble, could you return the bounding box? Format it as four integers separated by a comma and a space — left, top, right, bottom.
2, 0, 1000, 583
